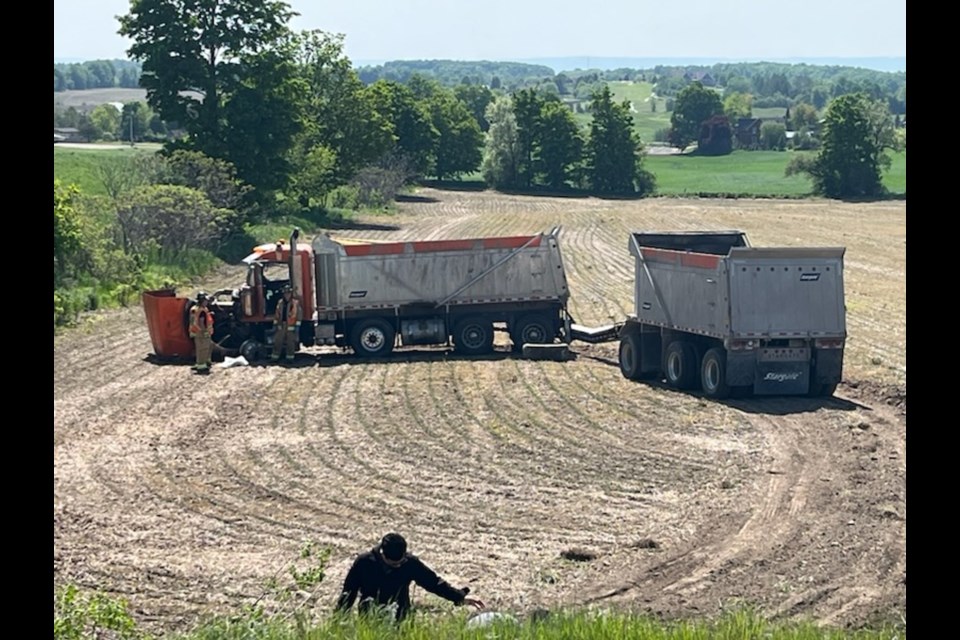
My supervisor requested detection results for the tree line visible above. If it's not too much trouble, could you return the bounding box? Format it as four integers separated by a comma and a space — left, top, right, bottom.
54, 59, 142, 91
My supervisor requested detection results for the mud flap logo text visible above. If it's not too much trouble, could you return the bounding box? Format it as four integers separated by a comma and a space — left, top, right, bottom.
764, 372, 801, 382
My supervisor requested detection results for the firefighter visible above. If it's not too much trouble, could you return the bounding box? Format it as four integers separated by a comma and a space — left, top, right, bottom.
271, 285, 301, 362
189, 292, 214, 372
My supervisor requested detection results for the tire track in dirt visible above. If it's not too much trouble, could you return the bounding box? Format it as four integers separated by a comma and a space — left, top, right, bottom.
576, 408, 821, 605
576, 393, 904, 627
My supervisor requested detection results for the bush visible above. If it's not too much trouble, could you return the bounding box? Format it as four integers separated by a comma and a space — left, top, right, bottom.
54, 583, 143, 640
761, 122, 787, 151
115, 184, 239, 256
653, 127, 671, 143
329, 185, 361, 210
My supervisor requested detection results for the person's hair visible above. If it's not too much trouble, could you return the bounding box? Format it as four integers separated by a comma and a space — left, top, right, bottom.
379, 532, 407, 561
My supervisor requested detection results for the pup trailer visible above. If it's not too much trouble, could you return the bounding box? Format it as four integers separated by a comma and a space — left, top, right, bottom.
610, 230, 846, 398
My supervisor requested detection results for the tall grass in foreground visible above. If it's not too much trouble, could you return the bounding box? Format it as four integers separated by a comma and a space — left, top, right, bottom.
56, 576, 904, 640
167, 609, 904, 640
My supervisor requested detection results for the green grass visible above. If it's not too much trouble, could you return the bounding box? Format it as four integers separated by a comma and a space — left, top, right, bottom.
54, 145, 161, 196
608, 80, 673, 144
646, 150, 814, 196
884, 151, 907, 193
161, 608, 905, 640
645, 150, 906, 197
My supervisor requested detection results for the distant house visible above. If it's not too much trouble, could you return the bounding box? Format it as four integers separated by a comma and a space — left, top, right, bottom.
735, 118, 763, 149
561, 97, 588, 114
53, 127, 85, 143
683, 71, 717, 87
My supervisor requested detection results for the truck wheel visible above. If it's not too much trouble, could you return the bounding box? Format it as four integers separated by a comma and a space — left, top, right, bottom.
350, 318, 395, 357
665, 341, 698, 390
619, 334, 643, 380
511, 314, 554, 351
240, 339, 262, 362
700, 348, 731, 399
454, 318, 494, 355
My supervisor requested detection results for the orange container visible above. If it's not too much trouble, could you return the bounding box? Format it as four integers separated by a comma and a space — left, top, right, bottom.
142, 289, 194, 358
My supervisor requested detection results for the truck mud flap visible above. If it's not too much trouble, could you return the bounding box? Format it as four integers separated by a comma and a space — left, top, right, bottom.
754, 361, 810, 395
813, 348, 844, 384
569, 323, 623, 344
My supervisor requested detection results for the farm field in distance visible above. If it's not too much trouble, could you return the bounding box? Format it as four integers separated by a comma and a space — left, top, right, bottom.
53, 187, 906, 635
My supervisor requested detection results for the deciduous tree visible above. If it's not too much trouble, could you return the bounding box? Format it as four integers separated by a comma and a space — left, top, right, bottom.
669, 81, 723, 151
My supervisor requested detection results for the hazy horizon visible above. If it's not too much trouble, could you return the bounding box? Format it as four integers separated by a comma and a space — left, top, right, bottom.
54, 55, 907, 75
54, 0, 905, 70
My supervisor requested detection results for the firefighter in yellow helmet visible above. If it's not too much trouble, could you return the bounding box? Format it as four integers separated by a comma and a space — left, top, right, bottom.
189, 292, 215, 372
272, 285, 302, 362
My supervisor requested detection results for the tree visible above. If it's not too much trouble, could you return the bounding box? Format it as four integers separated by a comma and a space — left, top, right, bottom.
790, 103, 819, 130
222, 42, 307, 193
89, 104, 122, 141
158, 150, 252, 211
512, 88, 544, 187
115, 185, 237, 256
537, 101, 583, 189
586, 86, 654, 195
724, 76, 751, 96
760, 122, 787, 151
723, 92, 752, 119
428, 91, 483, 180
366, 80, 438, 177
669, 81, 723, 150
289, 144, 339, 208
294, 30, 393, 185
785, 92, 899, 198
120, 101, 150, 143
697, 116, 733, 156
119, 0, 295, 159
454, 84, 494, 132
94, 154, 160, 201
54, 180, 84, 285
481, 96, 521, 189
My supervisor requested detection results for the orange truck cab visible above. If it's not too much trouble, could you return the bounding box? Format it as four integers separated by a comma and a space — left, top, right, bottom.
142, 229, 315, 361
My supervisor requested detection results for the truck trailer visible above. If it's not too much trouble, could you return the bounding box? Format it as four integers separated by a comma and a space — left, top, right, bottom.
611, 230, 846, 398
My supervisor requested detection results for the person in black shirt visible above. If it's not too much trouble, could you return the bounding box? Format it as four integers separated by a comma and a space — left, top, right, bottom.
335, 532, 485, 622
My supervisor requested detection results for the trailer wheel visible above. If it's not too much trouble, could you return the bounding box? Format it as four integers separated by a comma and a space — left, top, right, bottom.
665, 341, 698, 390
700, 348, 731, 399
511, 314, 554, 351
619, 334, 644, 380
350, 318, 395, 358
454, 318, 494, 355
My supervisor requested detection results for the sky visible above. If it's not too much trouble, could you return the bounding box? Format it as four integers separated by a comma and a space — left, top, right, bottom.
54, 0, 906, 65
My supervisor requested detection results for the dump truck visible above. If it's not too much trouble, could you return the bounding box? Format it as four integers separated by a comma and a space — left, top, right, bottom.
601, 230, 846, 398
142, 227, 572, 360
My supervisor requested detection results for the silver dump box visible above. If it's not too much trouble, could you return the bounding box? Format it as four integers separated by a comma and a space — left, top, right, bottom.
312, 231, 569, 310
309, 229, 571, 356
624, 230, 846, 396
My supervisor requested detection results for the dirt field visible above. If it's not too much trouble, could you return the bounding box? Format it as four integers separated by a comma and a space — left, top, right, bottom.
53, 189, 906, 634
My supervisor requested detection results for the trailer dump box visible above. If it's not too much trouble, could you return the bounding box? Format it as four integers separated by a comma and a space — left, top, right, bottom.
312, 231, 569, 310
617, 230, 847, 397
308, 229, 571, 357
142, 289, 194, 358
